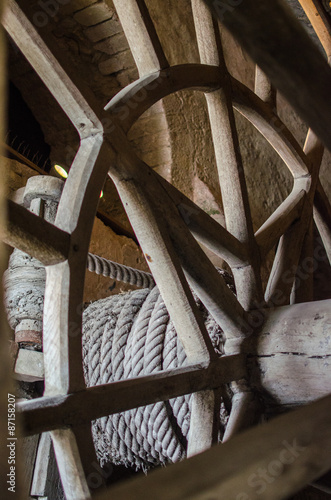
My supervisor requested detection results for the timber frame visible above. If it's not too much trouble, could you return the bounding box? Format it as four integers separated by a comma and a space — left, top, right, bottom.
2, 0, 331, 498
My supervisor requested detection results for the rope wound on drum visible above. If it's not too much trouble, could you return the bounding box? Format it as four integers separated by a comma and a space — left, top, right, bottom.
82, 269, 235, 471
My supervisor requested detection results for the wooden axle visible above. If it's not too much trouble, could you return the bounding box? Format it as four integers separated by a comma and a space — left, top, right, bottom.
243, 299, 331, 407
17, 297, 331, 437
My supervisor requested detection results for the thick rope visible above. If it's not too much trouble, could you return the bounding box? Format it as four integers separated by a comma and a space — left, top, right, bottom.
87, 252, 155, 289
83, 270, 233, 470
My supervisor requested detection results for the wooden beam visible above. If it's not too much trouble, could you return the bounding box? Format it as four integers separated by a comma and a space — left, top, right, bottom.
108, 143, 247, 341
203, 0, 331, 153
3, 6, 114, 495
111, 0, 168, 75
187, 390, 220, 456
2, 142, 47, 174
314, 180, 331, 265
0, 2, 21, 495
192, 0, 262, 310
255, 187, 306, 258
264, 127, 323, 306
112, 175, 216, 364
157, 174, 248, 266
5, 199, 70, 265
50, 429, 91, 500
14, 349, 44, 382
98, 395, 331, 500
18, 295, 331, 432
264, 217, 308, 306
205, 87, 263, 310
17, 355, 246, 436
3, 0, 103, 138
298, 0, 331, 62
222, 390, 261, 441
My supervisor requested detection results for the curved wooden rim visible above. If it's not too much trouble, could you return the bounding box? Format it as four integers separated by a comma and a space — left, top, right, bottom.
105, 64, 310, 180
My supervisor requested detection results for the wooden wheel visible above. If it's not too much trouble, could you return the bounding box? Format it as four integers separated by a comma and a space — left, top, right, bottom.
3, 0, 331, 498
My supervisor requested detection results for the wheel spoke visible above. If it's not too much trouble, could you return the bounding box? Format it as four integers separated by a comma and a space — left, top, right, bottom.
112, 0, 168, 75
187, 390, 221, 456
109, 172, 215, 364
203, 0, 331, 152
50, 428, 91, 500
192, 0, 262, 310
255, 186, 306, 258
314, 180, 331, 266
157, 173, 248, 267
290, 219, 314, 304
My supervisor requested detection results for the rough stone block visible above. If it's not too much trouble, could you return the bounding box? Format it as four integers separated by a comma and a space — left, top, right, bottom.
98, 50, 135, 75
115, 67, 138, 87
85, 18, 122, 42
74, 3, 115, 26
60, 0, 98, 16
94, 32, 128, 56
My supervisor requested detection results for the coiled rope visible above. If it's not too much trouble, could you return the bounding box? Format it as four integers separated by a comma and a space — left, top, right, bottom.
82, 269, 234, 471
87, 252, 155, 289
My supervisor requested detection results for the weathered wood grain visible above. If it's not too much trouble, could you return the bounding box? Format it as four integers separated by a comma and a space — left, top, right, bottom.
51, 428, 91, 500
5, 199, 70, 265
97, 395, 331, 500
17, 355, 246, 436
314, 180, 331, 265
192, 0, 262, 310
255, 188, 306, 258
14, 348, 44, 382
298, 0, 331, 62
243, 299, 331, 405
112, 0, 168, 75
203, 0, 331, 152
